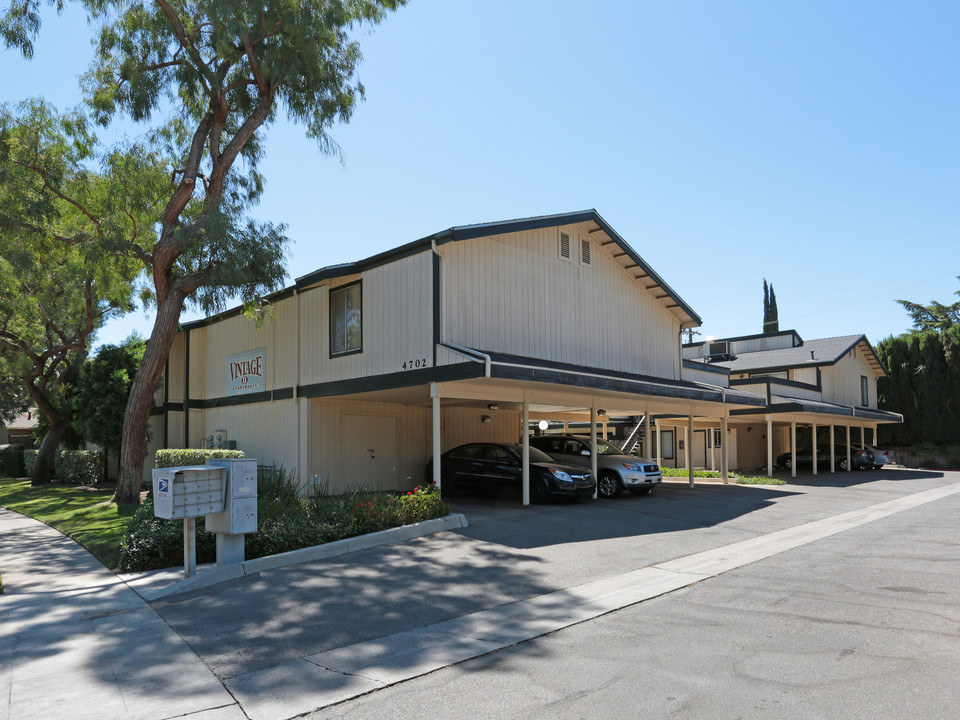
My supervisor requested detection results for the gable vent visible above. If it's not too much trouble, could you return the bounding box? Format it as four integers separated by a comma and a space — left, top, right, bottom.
558, 231, 572, 260
580, 237, 592, 266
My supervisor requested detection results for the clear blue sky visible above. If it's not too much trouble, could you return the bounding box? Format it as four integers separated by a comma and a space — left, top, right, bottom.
4, 1, 958, 349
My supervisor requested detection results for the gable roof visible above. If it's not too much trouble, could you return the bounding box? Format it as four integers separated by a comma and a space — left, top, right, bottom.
703, 334, 886, 375
295, 209, 701, 328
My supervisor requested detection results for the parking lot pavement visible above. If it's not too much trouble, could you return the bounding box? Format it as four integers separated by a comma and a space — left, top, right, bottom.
147, 468, 958, 720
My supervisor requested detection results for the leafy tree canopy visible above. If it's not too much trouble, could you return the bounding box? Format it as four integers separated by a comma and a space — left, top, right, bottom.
3, 0, 406, 501
897, 275, 960, 334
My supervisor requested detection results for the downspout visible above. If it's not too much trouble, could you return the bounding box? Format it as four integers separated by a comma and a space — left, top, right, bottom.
441, 341, 491, 378
431, 239, 444, 367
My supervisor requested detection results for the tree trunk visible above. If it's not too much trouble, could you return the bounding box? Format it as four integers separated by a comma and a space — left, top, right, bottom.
31, 416, 70, 485
114, 289, 186, 505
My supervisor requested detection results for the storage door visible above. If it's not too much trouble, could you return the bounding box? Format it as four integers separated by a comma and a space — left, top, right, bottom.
341, 414, 399, 490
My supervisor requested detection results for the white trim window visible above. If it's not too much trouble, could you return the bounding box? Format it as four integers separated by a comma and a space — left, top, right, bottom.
330, 281, 362, 357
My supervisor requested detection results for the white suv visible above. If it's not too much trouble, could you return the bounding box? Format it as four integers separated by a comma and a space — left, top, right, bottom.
529, 434, 661, 498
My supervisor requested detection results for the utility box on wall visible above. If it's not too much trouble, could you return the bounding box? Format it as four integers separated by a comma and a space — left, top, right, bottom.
152, 466, 225, 520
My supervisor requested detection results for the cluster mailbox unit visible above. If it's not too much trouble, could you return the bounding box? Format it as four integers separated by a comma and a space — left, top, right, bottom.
152, 458, 258, 576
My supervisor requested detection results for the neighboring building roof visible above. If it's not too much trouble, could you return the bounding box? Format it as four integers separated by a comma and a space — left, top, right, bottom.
4, 411, 38, 431
699, 334, 886, 375
731, 395, 902, 423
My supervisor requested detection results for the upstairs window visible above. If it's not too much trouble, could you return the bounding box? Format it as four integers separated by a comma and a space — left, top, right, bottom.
330, 281, 362, 357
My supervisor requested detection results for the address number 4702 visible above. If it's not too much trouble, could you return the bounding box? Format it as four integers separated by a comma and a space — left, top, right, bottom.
402, 358, 428, 370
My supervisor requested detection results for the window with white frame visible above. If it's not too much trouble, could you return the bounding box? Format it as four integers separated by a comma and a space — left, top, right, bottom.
558, 230, 572, 261
579, 235, 592, 266
860, 375, 868, 406
330, 281, 362, 357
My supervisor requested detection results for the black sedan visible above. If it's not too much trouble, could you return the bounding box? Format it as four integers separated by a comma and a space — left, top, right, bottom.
425, 442, 596, 503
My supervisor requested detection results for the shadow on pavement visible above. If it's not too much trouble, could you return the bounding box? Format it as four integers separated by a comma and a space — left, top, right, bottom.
775, 467, 945, 488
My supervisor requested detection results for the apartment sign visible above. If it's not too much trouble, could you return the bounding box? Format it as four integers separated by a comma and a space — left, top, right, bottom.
227, 348, 266, 396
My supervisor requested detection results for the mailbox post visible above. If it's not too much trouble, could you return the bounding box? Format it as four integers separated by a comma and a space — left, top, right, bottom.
205, 458, 258, 566
152, 465, 226, 577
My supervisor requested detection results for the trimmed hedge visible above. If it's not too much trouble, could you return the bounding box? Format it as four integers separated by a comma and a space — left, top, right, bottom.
0, 445, 25, 477
55, 450, 105, 486
155, 448, 245, 468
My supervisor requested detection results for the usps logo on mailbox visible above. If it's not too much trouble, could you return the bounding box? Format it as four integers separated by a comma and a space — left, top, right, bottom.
158, 477, 170, 497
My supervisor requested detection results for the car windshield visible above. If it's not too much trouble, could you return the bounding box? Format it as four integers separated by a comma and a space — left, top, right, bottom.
595, 438, 624, 455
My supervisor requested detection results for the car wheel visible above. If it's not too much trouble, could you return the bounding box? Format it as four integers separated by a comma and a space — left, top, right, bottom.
630, 487, 652, 496
873, 465, 882, 470
838, 457, 849, 471
597, 471, 623, 498
530, 477, 547, 505
783, 457, 792, 470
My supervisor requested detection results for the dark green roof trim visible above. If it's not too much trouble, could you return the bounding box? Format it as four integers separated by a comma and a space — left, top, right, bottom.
730, 402, 902, 423
730, 376, 821, 392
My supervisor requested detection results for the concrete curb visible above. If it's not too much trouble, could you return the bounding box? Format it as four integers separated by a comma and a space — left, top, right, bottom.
128, 512, 469, 601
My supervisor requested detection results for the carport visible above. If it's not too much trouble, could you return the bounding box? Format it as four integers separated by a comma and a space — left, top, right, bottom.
728, 400, 904, 478
427, 349, 767, 504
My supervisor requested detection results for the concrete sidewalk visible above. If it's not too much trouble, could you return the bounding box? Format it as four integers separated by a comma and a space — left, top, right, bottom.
0, 508, 243, 720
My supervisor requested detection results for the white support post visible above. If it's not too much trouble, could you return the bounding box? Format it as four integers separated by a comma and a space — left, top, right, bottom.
846, 425, 852, 472
709, 425, 716, 472
766, 415, 773, 477
860, 427, 866, 450
655, 419, 662, 467
431, 384, 442, 491
522, 400, 530, 505
790, 421, 797, 479
183, 517, 197, 578
721, 414, 729, 484
687, 413, 695, 488
644, 412, 651, 458
812, 421, 818, 476
590, 406, 598, 499
829, 424, 835, 473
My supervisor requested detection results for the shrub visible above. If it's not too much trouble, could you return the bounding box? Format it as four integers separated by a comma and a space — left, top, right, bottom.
24, 450, 37, 476
661, 467, 722, 478
54, 450, 105, 486
0, 445, 25, 477
736, 475, 785, 486
118, 499, 216, 572
154, 448, 245, 468
396, 484, 449, 524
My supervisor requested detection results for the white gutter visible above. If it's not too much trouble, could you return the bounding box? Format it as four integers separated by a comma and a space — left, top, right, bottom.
440, 341, 491, 378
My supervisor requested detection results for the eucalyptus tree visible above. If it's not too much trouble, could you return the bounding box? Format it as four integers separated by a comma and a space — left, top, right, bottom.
0, 100, 158, 483
3, 0, 406, 503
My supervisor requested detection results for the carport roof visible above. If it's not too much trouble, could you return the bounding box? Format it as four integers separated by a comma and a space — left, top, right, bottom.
477, 349, 767, 408
731, 395, 903, 423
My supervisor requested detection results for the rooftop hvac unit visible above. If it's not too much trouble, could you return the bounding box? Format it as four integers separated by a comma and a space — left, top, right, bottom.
706, 341, 733, 361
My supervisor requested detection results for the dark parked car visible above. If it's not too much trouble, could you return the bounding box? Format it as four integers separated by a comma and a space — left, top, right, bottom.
776, 445, 873, 471
425, 442, 596, 503
529, 434, 661, 498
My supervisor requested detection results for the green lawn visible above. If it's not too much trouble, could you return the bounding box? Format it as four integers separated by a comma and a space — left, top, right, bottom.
0, 478, 137, 570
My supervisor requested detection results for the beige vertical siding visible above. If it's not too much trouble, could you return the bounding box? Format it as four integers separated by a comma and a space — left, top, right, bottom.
820, 347, 881, 408
790, 367, 819, 385
681, 365, 730, 386
441, 224, 681, 378
307, 399, 431, 494
202, 399, 300, 474
168, 334, 185, 403
299, 252, 433, 386
439, 407, 522, 450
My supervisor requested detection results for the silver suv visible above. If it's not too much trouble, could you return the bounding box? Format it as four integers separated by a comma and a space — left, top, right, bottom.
528, 434, 661, 498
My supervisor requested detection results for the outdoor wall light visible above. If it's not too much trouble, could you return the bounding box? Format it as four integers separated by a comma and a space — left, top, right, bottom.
481, 415, 492, 423
487, 403, 498, 410
597, 409, 606, 417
